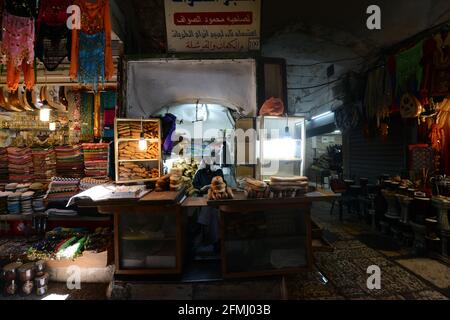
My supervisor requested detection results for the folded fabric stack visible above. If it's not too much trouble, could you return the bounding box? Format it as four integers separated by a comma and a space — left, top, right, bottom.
7, 192, 21, 215
269, 176, 309, 198
82, 143, 109, 178
79, 177, 111, 191
45, 208, 78, 217
45, 177, 80, 201
0, 148, 9, 187
55, 145, 84, 178
20, 191, 34, 215
7, 147, 34, 183
32, 148, 57, 183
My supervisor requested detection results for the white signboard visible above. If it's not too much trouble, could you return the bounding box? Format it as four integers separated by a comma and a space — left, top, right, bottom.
164, 0, 261, 52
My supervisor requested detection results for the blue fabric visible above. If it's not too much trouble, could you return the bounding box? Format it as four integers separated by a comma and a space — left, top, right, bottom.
78, 31, 105, 91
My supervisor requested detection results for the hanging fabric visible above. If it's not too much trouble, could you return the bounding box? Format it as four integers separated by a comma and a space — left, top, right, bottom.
1, 11, 35, 91
395, 40, 424, 100
36, 0, 72, 71
70, 0, 114, 90
430, 32, 450, 96
78, 31, 106, 89
80, 92, 94, 142
4, 0, 37, 18
363, 65, 392, 126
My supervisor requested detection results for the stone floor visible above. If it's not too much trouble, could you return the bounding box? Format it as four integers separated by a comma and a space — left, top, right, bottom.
1, 200, 449, 300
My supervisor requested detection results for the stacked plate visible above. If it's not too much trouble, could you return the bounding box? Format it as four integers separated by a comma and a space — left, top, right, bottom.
21, 191, 35, 215
5, 183, 18, 193
32, 191, 46, 213
7, 193, 21, 215
16, 183, 31, 193
0, 192, 11, 215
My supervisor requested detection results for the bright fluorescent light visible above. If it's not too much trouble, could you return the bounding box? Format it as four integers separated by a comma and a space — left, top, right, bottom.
333, 130, 341, 134
41, 294, 69, 300
311, 111, 332, 120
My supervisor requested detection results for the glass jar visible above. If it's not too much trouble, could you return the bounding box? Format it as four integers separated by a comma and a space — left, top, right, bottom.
35, 260, 46, 277
20, 280, 34, 296
2, 262, 22, 282
34, 273, 49, 288
18, 263, 35, 282
3, 280, 18, 296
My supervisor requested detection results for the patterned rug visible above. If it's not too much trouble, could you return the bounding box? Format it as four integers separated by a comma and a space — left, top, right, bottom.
285, 202, 449, 300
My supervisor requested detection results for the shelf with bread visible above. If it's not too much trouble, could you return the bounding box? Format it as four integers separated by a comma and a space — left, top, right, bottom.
114, 118, 162, 184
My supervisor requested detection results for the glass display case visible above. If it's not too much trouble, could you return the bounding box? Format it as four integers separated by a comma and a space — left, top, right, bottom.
256, 116, 305, 181
113, 205, 185, 275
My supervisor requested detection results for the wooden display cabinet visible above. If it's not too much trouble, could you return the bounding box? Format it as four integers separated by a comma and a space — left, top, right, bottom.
95, 191, 186, 276
114, 118, 162, 183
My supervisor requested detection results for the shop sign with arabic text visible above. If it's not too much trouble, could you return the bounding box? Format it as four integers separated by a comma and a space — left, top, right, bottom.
165, 0, 261, 52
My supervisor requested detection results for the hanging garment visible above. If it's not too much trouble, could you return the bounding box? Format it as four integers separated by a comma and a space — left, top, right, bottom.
161, 113, 177, 154
363, 65, 392, 126
80, 92, 94, 142
70, 0, 113, 88
430, 32, 450, 96
395, 40, 424, 100
37, 0, 72, 26
36, 23, 71, 71
78, 32, 106, 88
36, 0, 72, 71
434, 99, 450, 175
1, 11, 35, 91
4, 0, 37, 17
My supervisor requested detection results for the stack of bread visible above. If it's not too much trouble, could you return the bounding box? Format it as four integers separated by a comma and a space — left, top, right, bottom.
155, 174, 170, 192
117, 121, 159, 139
118, 141, 159, 160
171, 159, 199, 195
208, 176, 234, 200
118, 163, 159, 181
169, 168, 190, 191
269, 176, 309, 198
244, 177, 270, 199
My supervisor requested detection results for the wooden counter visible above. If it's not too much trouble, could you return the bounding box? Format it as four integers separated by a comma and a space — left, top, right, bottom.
77, 189, 337, 278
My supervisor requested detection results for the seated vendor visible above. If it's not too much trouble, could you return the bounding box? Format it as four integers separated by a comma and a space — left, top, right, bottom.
190, 161, 225, 258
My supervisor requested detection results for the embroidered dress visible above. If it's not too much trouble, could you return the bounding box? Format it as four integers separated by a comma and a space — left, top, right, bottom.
70, 0, 113, 90
78, 32, 105, 88
36, 23, 71, 71
1, 11, 35, 91
36, 0, 72, 71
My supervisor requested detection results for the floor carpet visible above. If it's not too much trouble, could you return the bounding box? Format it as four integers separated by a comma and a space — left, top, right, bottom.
286, 201, 450, 300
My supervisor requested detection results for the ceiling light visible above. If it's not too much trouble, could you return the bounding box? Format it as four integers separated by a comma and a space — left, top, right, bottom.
311, 111, 332, 120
